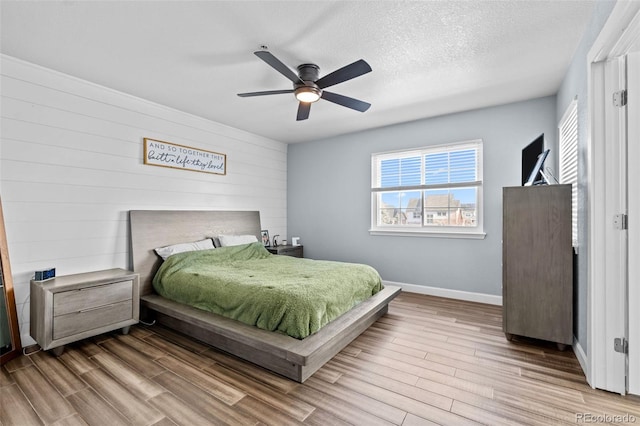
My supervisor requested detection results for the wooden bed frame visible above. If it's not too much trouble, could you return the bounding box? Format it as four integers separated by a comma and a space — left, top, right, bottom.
129, 210, 400, 382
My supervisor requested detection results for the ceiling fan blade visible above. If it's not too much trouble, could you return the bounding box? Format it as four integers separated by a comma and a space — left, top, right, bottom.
237, 89, 294, 97
297, 102, 311, 121
321, 91, 371, 112
254, 51, 303, 84
315, 59, 372, 89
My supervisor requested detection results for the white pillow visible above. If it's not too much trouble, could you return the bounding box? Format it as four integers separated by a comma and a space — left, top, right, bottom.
217, 234, 258, 247
155, 238, 214, 260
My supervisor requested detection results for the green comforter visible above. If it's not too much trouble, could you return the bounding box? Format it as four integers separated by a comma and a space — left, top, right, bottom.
152, 242, 383, 339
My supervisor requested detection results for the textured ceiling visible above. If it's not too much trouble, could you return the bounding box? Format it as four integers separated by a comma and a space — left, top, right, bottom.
1, 1, 595, 144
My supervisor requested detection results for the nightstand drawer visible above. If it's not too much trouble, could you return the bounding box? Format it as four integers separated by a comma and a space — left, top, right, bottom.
278, 247, 300, 256
53, 300, 133, 340
266, 245, 303, 258
53, 280, 133, 316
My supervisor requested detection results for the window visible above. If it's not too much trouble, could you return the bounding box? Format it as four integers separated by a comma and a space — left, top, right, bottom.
371, 140, 484, 238
559, 99, 578, 246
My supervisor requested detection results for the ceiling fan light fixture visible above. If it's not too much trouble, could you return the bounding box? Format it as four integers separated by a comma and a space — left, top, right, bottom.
238, 51, 372, 120
295, 86, 321, 103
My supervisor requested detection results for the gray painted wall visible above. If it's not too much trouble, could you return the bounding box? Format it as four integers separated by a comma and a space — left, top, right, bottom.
556, 0, 616, 350
288, 96, 557, 297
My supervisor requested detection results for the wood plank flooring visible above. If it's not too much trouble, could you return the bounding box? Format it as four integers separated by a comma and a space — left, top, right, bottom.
2, 292, 639, 425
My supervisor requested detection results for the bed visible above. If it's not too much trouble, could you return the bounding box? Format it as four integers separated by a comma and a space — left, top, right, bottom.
129, 210, 400, 382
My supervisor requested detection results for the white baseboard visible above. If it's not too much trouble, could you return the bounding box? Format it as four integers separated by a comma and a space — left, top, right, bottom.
573, 337, 591, 387
385, 280, 502, 306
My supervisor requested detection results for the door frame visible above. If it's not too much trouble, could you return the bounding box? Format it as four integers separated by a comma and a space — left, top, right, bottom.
587, 0, 640, 395
627, 49, 640, 397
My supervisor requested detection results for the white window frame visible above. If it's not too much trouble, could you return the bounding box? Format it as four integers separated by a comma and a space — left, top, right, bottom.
370, 139, 485, 239
558, 99, 579, 247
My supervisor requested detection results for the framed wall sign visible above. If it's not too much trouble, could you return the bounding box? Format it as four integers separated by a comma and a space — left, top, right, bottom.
143, 138, 226, 175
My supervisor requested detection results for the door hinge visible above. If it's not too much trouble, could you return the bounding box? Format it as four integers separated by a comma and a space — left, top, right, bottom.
614, 337, 628, 354
613, 213, 628, 230
613, 90, 627, 107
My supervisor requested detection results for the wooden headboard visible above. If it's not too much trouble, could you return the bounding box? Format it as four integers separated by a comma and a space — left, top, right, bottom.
129, 210, 262, 295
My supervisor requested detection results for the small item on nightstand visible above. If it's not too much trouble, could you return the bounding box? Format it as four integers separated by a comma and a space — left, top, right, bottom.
34, 267, 56, 281
272, 234, 280, 247
291, 237, 301, 246
281, 240, 287, 245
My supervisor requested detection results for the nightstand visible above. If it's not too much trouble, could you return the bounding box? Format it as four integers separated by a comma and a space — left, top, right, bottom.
266, 245, 303, 258
30, 268, 140, 355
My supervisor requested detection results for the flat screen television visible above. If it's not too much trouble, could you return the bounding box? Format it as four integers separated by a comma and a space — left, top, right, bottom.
524, 149, 550, 186
522, 134, 545, 185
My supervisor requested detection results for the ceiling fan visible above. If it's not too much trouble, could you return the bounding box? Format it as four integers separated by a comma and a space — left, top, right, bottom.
237, 49, 372, 121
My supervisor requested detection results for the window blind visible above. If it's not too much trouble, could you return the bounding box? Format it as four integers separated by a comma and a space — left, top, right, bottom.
559, 99, 579, 246
371, 140, 483, 234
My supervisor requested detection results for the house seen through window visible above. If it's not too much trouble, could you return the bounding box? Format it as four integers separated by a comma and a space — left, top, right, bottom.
371, 140, 483, 237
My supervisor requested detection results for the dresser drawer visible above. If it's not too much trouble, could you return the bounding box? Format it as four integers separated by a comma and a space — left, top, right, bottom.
53, 280, 133, 316
53, 300, 133, 340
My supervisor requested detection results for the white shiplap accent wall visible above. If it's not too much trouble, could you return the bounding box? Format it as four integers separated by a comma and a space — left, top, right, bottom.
0, 55, 288, 345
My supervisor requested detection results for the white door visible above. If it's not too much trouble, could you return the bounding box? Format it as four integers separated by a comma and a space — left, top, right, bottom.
590, 55, 628, 395
588, 1, 640, 394
603, 56, 628, 394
